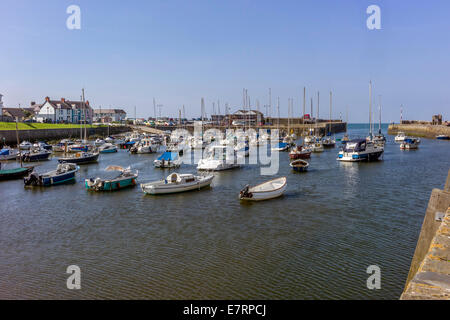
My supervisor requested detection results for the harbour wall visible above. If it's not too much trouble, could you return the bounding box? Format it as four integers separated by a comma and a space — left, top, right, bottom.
401, 170, 450, 299
0, 126, 131, 145
149, 122, 347, 136
388, 124, 450, 139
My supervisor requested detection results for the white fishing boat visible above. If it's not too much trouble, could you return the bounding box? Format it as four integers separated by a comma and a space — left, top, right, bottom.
129, 138, 158, 154
141, 173, 214, 195
0, 147, 19, 160
310, 140, 324, 152
94, 138, 106, 146
239, 176, 287, 201
394, 131, 407, 142
19, 141, 32, 150
337, 139, 384, 162
400, 137, 420, 150
197, 145, 241, 171
99, 143, 118, 153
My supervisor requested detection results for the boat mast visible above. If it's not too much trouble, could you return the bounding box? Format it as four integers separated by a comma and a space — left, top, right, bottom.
287, 98, 290, 135
15, 117, 22, 167
310, 97, 313, 135
329, 91, 332, 135
268, 88, 272, 119
316, 91, 319, 137
346, 105, 349, 134
378, 95, 382, 134
277, 97, 280, 135
80, 94, 83, 140
82, 88, 87, 142
369, 81, 372, 139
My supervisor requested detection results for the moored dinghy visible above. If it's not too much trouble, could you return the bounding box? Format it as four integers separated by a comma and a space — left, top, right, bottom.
24, 163, 79, 186
239, 177, 287, 201
141, 172, 214, 195
290, 159, 309, 172
85, 165, 138, 191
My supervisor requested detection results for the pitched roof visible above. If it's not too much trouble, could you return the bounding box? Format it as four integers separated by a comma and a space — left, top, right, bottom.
2, 107, 35, 118
94, 109, 126, 114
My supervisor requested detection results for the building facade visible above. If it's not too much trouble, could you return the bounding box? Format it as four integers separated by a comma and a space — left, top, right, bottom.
34, 97, 93, 123
93, 109, 127, 123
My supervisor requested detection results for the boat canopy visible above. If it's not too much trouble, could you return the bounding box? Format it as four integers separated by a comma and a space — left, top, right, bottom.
157, 151, 178, 161
0, 149, 10, 156
404, 138, 416, 143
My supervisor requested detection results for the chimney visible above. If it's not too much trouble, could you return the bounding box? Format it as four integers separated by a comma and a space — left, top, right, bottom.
61, 98, 65, 103
45, 96, 50, 102
86, 100, 90, 106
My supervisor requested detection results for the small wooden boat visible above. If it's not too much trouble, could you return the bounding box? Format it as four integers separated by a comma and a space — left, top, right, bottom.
85, 166, 138, 191
239, 177, 287, 201
0, 148, 19, 160
290, 159, 309, 172
24, 163, 79, 186
0, 165, 34, 181
99, 143, 118, 153
436, 135, 450, 140
289, 145, 311, 159
21, 149, 51, 162
58, 151, 99, 164
154, 151, 181, 168
141, 173, 214, 195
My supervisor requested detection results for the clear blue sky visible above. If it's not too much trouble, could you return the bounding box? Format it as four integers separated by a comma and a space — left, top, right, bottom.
1, 0, 449, 122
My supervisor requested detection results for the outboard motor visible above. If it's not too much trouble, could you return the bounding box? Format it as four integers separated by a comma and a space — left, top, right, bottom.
239, 185, 252, 198
24, 172, 40, 186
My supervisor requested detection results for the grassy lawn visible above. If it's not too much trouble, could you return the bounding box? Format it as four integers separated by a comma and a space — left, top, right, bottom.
0, 122, 106, 130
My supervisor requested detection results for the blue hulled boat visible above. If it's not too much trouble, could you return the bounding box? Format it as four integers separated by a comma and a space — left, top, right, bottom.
24, 162, 79, 186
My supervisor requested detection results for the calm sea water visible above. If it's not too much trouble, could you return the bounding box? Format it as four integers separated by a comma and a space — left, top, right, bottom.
0, 124, 449, 299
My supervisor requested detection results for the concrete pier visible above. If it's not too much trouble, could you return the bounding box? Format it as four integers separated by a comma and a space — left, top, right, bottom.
401, 170, 450, 299
388, 124, 450, 139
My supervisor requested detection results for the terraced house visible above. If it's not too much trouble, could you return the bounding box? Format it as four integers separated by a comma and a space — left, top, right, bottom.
34, 96, 93, 124
93, 108, 127, 123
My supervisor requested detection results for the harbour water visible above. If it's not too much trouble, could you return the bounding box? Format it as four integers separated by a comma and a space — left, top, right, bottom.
1, 124, 449, 299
